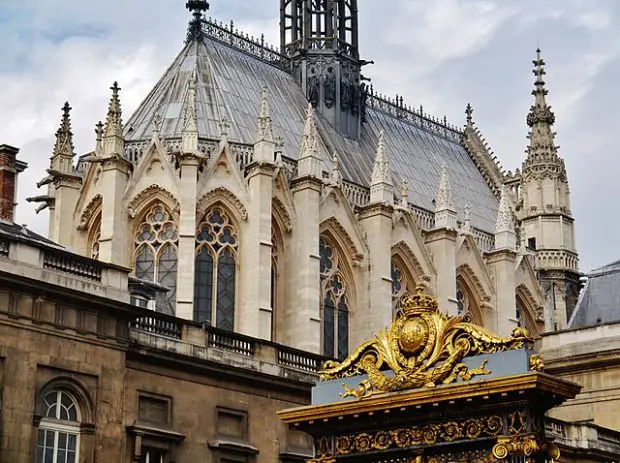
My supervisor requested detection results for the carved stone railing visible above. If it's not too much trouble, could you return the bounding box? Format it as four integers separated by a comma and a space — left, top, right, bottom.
545, 418, 568, 438
366, 93, 463, 143
535, 250, 579, 272
472, 228, 495, 252
342, 180, 370, 208
206, 325, 256, 357
201, 18, 291, 71
128, 312, 327, 379
130, 315, 183, 339
43, 249, 103, 281
277, 345, 326, 372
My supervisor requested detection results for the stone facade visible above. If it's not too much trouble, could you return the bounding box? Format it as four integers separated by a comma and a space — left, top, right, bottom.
26, 7, 583, 360
0, 219, 318, 463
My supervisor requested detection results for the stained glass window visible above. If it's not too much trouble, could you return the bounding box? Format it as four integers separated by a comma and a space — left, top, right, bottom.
194, 207, 239, 329
35, 389, 81, 463
134, 205, 179, 308
320, 236, 350, 361
391, 259, 414, 317
270, 227, 281, 341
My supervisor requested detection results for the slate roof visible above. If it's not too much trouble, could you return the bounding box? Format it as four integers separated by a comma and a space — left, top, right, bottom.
123, 20, 499, 233
569, 260, 620, 329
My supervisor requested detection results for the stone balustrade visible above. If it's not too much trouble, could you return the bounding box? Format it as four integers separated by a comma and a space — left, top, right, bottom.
129, 312, 326, 382
545, 417, 620, 456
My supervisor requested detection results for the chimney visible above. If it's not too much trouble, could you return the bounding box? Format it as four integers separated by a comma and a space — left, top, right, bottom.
0, 145, 27, 223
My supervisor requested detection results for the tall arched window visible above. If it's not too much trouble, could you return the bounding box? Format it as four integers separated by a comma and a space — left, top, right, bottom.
194, 207, 238, 330
320, 236, 349, 361
36, 389, 81, 463
134, 205, 179, 308
391, 257, 415, 317
87, 212, 101, 261
270, 223, 283, 342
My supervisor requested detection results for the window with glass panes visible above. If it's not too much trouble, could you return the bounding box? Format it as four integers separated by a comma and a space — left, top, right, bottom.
36, 389, 81, 463
134, 205, 179, 307
194, 207, 238, 330
319, 236, 350, 361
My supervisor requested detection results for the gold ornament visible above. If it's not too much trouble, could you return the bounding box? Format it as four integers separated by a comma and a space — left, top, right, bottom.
487, 434, 560, 462
320, 284, 534, 398
529, 353, 545, 372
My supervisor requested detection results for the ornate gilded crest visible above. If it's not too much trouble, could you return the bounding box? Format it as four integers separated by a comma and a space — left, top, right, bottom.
320, 285, 534, 398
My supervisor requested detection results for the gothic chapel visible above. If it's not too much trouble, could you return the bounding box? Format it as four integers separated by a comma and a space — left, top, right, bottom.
30, 0, 580, 360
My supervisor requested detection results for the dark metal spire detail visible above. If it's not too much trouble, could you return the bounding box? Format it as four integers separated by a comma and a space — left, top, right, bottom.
186, 0, 209, 43
526, 48, 555, 127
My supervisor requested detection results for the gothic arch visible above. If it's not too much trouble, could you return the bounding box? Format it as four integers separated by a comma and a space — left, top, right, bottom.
128, 185, 180, 220
457, 264, 492, 308
392, 241, 429, 285
197, 187, 248, 223
271, 217, 285, 342
272, 197, 293, 233
516, 284, 543, 336
456, 265, 489, 326
77, 194, 102, 231
320, 217, 363, 266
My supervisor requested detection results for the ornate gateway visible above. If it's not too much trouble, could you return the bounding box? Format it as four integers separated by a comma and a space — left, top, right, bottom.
279, 286, 580, 463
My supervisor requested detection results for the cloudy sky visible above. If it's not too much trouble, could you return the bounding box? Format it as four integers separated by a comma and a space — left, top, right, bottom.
1, 0, 618, 272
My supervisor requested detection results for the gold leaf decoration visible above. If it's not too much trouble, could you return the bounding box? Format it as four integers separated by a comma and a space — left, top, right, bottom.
320, 284, 534, 398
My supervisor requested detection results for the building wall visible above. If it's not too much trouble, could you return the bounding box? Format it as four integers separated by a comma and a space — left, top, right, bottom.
540, 323, 620, 431
0, 273, 315, 463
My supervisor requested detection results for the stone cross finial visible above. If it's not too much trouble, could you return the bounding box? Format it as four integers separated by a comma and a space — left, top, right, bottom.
465, 103, 473, 127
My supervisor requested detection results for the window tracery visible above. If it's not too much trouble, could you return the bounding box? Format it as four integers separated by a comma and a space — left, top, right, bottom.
134, 205, 179, 308
320, 236, 349, 361
194, 207, 238, 330
391, 258, 415, 317
87, 213, 101, 261
36, 389, 81, 463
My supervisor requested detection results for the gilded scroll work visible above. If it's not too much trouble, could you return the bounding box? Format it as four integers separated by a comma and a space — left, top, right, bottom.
320, 284, 534, 398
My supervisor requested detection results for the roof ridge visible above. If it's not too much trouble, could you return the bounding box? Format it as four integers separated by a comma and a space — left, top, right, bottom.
365, 88, 462, 144
200, 17, 290, 71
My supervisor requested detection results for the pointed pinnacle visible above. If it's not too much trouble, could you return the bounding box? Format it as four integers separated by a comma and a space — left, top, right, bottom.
53, 102, 75, 160
183, 71, 198, 133
495, 186, 514, 234
436, 163, 455, 212
371, 130, 391, 186
257, 86, 274, 142
300, 103, 319, 157
104, 82, 123, 138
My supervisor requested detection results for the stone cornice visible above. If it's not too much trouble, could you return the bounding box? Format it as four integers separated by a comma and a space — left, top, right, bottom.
485, 248, 517, 263
290, 175, 323, 192
357, 202, 393, 219
424, 227, 457, 243
246, 161, 276, 178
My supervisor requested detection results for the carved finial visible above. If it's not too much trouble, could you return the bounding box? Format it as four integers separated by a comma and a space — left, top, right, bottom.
331, 152, 342, 186
104, 82, 123, 138
102, 82, 125, 156
494, 186, 516, 250
400, 284, 439, 317
297, 104, 322, 178
435, 163, 455, 212
462, 203, 472, 233
50, 102, 75, 173
152, 113, 162, 135
465, 103, 473, 127
186, 0, 209, 43
401, 180, 409, 208
370, 131, 393, 204
219, 117, 231, 142
300, 104, 319, 157
94, 120, 104, 155
257, 86, 274, 143
183, 71, 198, 133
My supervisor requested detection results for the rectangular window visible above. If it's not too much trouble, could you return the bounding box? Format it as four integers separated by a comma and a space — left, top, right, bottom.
216, 408, 248, 439
527, 237, 537, 250
138, 394, 171, 426
139, 448, 166, 463
36, 429, 78, 463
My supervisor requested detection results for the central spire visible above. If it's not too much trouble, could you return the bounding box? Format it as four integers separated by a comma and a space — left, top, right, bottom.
186, 0, 209, 43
